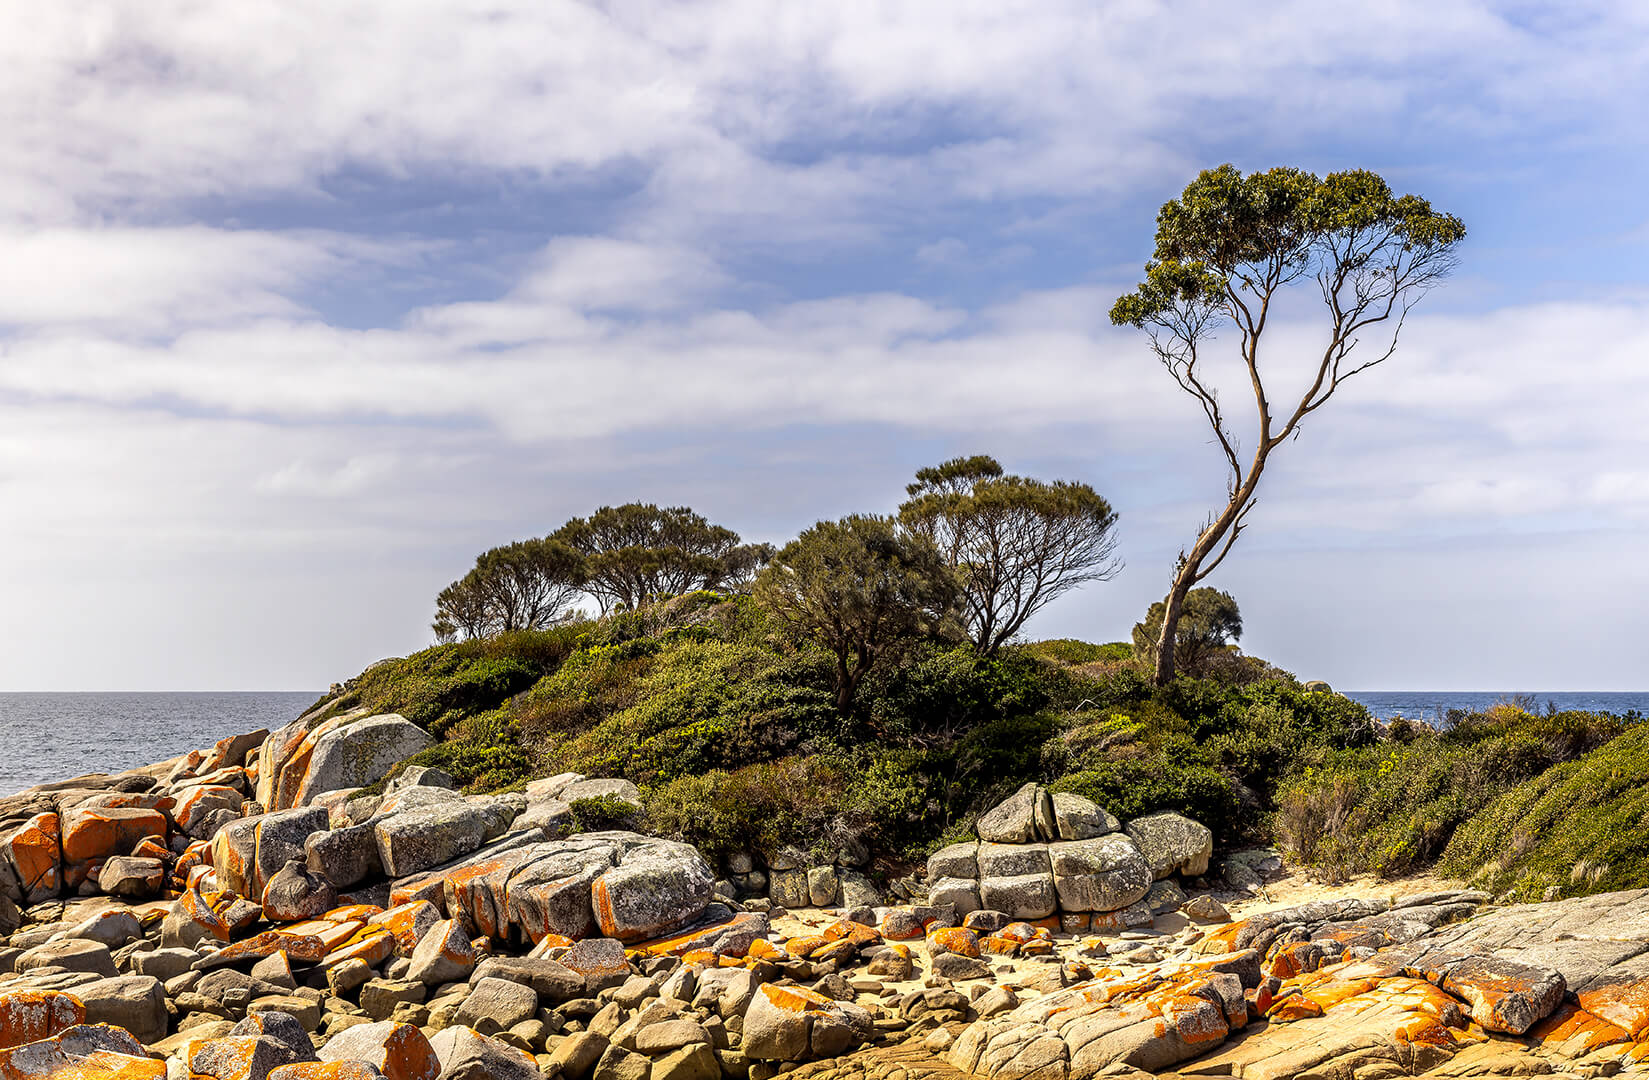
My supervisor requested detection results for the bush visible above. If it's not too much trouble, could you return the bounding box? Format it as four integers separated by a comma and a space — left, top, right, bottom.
570, 795, 644, 833
1049, 747, 1243, 841
645, 757, 848, 860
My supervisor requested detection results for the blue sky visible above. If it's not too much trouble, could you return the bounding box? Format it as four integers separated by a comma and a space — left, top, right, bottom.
3, 1, 1649, 691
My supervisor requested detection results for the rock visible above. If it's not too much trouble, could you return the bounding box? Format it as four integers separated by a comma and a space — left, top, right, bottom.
63, 908, 142, 947
768, 870, 808, 910
375, 803, 490, 878
927, 877, 981, 916
95, 856, 166, 898
978, 873, 1056, 921
632, 1019, 710, 1056
742, 984, 872, 1062
561, 938, 631, 993
317, 1020, 442, 1080
389, 766, 456, 793
975, 783, 1052, 844
405, 919, 475, 986
455, 977, 539, 1032
234, 1010, 320, 1060
248, 993, 323, 1031
868, 950, 913, 979
1183, 894, 1230, 923
3, 813, 62, 903
360, 979, 428, 1022
806, 866, 838, 907
254, 807, 333, 897
427, 1024, 541, 1080
650, 1043, 717, 1080
292, 714, 432, 808
190, 1035, 308, 1080
17, 938, 117, 977
306, 822, 383, 890
1124, 812, 1213, 879
263, 858, 338, 922
59, 805, 167, 863
977, 842, 1051, 879
932, 952, 993, 980
0, 988, 85, 1045
1145, 878, 1187, 914
75, 974, 168, 1043
133, 946, 198, 981
547, 1031, 609, 1080
560, 779, 643, 806
1050, 792, 1120, 840
175, 785, 248, 839
591, 843, 714, 941
926, 842, 979, 881
470, 957, 583, 1002
975, 985, 1019, 1018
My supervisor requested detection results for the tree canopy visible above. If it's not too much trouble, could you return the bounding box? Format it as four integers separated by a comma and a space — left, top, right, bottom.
551, 503, 769, 611
900, 455, 1120, 656
433, 537, 585, 642
1132, 587, 1242, 675
753, 514, 958, 714
1110, 164, 1464, 684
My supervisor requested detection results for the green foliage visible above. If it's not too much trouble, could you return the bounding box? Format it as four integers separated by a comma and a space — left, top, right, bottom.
552, 503, 770, 611
1024, 640, 1134, 666
570, 795, 644, 833
399, 707, 533, 793
433, 537, 585, 642
1049, 749, 1242, 839
1133, 588, 1242, 675
1277, 707, 1624, 883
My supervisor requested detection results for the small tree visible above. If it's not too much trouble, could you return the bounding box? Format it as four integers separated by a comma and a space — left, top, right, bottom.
753, 515, 958, 714
901, 455, 1121, 656
1110, 164, 1465, 685
432, 538, 585, 641
552, 504, 757, 611
1131, 587, 1242, 676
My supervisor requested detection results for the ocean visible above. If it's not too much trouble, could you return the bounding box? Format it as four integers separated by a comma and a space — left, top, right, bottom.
0, 691, 317, 797
4, 688, 1649, 796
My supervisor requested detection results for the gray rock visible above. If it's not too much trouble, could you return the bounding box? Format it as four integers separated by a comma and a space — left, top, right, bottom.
1183, 893, 1230, 923
470, 957, 583, 1002
261, 857, 337, 922
592, 843, 714, 941
456, 976, 540, 1031
806, 866, 838, 907
62, 909, 142, 947
927, 877, 981, 916
98, 856, 166, 898
931, 951, 992, 980
1047, 833, 1152, 913
561, 778, 643, 806
975, 783, 1050, 844
926, 842, 979, 881
294, 713, 433, 807
253, 807, 332, 897
132, 946, 198, 982
428, 1023, 542, 1080
515, 798, 575, 839
1050, 792, 1119, 840
375, 802, 490, 878
17, 938, 117, 977
525, 773, 585, 801
768, 869, 808, 909
837, 869, 880, 908
191, 1034, 306, 1080
76, 974, 168, 1043
360, 977, 428, 1021
231, 1009, 320, 1061
976, 842, 1051, 879
390, 765, 457, 792
407, 918, 476, 986
306, 821, 383, 889
978, 872, 1057, 920
1124, 812, 1214, 879
1145, 878, 1187, 914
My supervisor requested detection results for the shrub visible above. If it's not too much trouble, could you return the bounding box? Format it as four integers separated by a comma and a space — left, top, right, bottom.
570, 795, 643, 833
1048, 748, 1243, 841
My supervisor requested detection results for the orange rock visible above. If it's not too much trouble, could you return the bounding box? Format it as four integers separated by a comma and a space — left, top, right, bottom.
785, 935, 828, 958
173, 786, 242, 834
0, 1034, 166, 1079
1020, 939, 1055, 957
0, 990, 86, 1049
60, 807, 168, 864
997, 922, 1039, 944
388, 873, 446, 912
131, 838, 171, 862
1577, 979, 1649, 1041
288, 919, 366, 952
316, 1020, 440, 1080
270, 1064, 386, 1080
180, 885, 235, 942
757, 983, 836, 1012
1533, 1001, 1633, 1056
746, 939, 783, 961
820, 919, 881, 946
325, 904, 386, 921
980, 935, 1020, 956
369, 901, 442, 957
1267, 941, 1322, 980
1030, 916, 1063, 932
203, 930, 328, 967
326, 928, 396, 968
5, 812, 62, 903
1266, 992, 1324, 1022
1194, 918, 1250, 955
807, 939, 860, 964
682, 949, 718, 967
926, 927, 981, 959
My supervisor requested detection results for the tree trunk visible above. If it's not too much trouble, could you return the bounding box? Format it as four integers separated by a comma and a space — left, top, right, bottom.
1153, 565, 1197, 685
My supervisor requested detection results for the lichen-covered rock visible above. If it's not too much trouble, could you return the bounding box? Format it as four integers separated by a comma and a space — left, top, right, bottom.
1124, 811, 1214, 879
979, 872, 1056, 921
0, 989, 85, 1049
975, 783, 1053, 844
406, 918, 476, 986
426, 1024, 541, 1080
928, 877, 982, 916
316, 1020, 441, 1080
253, 807, 332, 897
559, 778, 642, 806
262, 858, 338, 922
769, 869, 808, 910
3, 812, 62, 903
591, 843, 714, 941
98, 855, 167, 898
976, 842, 1051, 879
926, 842, 979, 881
1046, 833, 1152, 913
0, 1024, 164, 1080
374, 801, 489, 878
293, 714, 432, 808
74, 974, 168, 1044
1050, 792, 1120, 840
742, 984, 873, 1062
175, 784, 248, 839
305, 821, 382, 890
60, 805, 167, 863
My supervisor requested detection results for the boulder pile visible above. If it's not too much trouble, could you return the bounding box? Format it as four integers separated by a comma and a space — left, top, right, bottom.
923, 783, 1214, 928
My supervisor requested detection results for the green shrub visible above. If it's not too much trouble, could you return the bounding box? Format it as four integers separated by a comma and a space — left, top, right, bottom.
1049, 747, 1243, 841
1022, 640, 1134, 665
570, 795, 644, 833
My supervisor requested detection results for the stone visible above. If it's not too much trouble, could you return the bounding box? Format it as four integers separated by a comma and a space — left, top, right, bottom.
190, 1035, 308, 1080
547, 1030, 608, 1080
233, 1009, 321, 1059
1050, 792, 1120, 840
263, 858, 339, 922
768, 870, 808, 910
389, 766, 456, 793
650, 1043, 717, 1080
926, 842, 979, 881
0, 989, 85, 1048
469, 957, 583, 1002
306, 823, 383, 890
1184, 894, 1230, 923
360, 979, 427, 1022
927, 877, 981, 916
375, 803, 490, 878
248, 993, 324, 1031
1124, 812, 1214, 879
98, 855, 167, 898
293, 714, 433, 808
63, 908, 143, 947
75, 974, 168, 1043
932, 952, 993, 980
975, 783, 1051, 844
59, 805, 167, 863
455, 977, 539, 1032
632, 1019, 710, 1056
176, 785, 248, 839
369, 901, 443, 956
3, 813, 62, 903
591, 843, 714, 941
806, 866, 838, 907
1045, 833, 1153, 913
562, 938, 631, 993
560, 779, 643, 806
406, 919, 476, 986
978, 873, 1057, 921
17, 938, 117, 977
742, 984, 872, 1062
255, 807, 333, 897
317, 1020, 442, 1080
133, 946, 198, 981
976, 842, 1051, 879
250, 951, 297, 991
427, 1024, 541, 1080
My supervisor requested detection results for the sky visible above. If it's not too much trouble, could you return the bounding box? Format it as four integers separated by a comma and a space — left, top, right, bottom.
4, 1, 1649, 692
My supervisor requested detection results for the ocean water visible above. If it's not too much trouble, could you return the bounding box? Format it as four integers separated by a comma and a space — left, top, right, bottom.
0, 691, 317, 797
1344, 691, 1649, 723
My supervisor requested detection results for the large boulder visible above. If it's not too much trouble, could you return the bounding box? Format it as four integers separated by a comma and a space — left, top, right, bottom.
978, 872, 1057, 920
426, 1025, 540, 1080
3, 812, 62, 903
1048, 834, 1152, 912
976, 842, 1051, 879
201, 728, 270, 774
98, 856, 166, 898
928, 877, 982, 916
591, 841, 714, 941
317, 1020, 441, 1080
252, 807, 331, 897
1050, 792, 1120, 840
59, 805, 166, 863
407, 918, 476, 986
306, 821, 382, 889
926, 842, 979, 881
375, 801, 490, 878
293, 714, 433, 808
975, 783, 1053, 844
74, 975, 168, 1043
262, 858, 338, 922
1125, 812, 1214, 879
742, 984, 873, 1062
559, 778, 642, 806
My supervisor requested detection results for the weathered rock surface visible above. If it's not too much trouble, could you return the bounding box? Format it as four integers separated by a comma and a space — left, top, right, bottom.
1124, 811, 1214, 880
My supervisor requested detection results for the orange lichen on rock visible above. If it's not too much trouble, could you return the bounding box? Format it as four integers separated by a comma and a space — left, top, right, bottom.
325, 928, 396, 969
1267, 941, 1323, 980
784, 935, 827, 958
6, 813, 62, 902
996, 922, 1039, 944
0, 1038, 166, 1080
1533, 1001, 1634, 1058
269, 1063, 386, 1080
757, 983, 835, 1013
180, 885, 234, 942
286, 919, 366, 952
1192, 919, 1249, 955
820, 920, 881, 947
0, 990, 86, 1050
369, 901, 441, 956
324, 904, 386, 921
60, 807, 167, 863
207, 930, 328, 966
745, 939, 783, 961
980, 936, 1020, 957
926, 927, 981, 959
1574, 979, 1649, 1042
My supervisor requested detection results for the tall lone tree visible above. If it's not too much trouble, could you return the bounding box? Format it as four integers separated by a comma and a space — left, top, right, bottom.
900, 455, 1121, 656
1110, 164, 1465, 685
